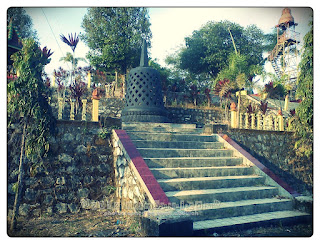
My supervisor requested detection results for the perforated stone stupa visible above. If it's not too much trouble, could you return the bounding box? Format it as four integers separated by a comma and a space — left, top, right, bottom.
121, 40, 168, 123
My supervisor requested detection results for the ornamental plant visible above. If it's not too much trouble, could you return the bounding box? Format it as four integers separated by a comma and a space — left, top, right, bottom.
190, 84, 199, 106
8, 38, 56, 231
204, 87, 211, 107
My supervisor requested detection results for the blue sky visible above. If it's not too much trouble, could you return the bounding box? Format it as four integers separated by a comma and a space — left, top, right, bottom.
24, 7, 312, 81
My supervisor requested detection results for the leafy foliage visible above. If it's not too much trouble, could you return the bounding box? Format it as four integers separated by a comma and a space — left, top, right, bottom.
263, 81, 286, 99
69, 80, 88, 106
176, 21, 265, 80
8, 38, 55, 161
7, 7, 38, 39
59, 52, 87, 68
259, 101, 268, 115
81, 7, 151, 74
60, 33, 79, 53
215, 52, 262, 91
213, 79, 235, 99
291, 21, 313, 158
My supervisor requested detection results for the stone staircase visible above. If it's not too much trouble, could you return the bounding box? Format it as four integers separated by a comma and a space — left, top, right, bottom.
123, 123, 310, 235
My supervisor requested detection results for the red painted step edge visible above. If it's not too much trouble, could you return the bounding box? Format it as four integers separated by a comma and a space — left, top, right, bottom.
219, 134, 300, 197
114, 129, 170, 206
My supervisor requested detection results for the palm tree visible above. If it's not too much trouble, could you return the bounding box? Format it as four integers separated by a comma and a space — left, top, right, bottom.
60, 33, 80, 85
59, 52, 87, 70
60, 33, 79, 53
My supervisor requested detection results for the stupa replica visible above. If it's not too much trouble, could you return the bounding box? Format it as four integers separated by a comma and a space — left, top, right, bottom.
121, 40, 169, 123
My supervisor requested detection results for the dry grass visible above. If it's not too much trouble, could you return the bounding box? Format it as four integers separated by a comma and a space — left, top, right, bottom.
7, 211, 143, 237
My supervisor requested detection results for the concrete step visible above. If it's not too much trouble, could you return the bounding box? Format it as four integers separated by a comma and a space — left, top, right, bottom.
166, 186, 279, 204
138, 148, 233, 158
122, 122, 197, 131
132, 140, 224, 149
127, 132, 218, 142
157, 175, 265, 191
184, 198, 293, 222
123, 122, 203, 134
150, 166, 254, 179
144, 157, 243, 168
125, 128, 204, 134
193, 210, 310, 233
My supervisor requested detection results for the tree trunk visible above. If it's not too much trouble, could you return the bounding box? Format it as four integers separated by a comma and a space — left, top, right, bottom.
10, 122, 26, 231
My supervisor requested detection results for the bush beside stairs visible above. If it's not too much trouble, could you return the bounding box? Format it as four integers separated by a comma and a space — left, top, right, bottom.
122, 122, 310, 236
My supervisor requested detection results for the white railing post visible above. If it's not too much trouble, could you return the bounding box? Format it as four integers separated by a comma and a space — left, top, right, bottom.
245, 113, 249, 129
70, 98, 75, 120
230, 102, 238, 128
263, 114, 268, 130
278, 110, 284, 131
58, 97, 64, 120
251, 113, 256, 130
257, 112, 262, 130
239, 113, 243, 129
82, 99, 87, 121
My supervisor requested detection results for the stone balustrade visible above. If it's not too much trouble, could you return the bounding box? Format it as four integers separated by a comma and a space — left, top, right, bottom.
230, 107, 291, 132
50, 97, 100, 122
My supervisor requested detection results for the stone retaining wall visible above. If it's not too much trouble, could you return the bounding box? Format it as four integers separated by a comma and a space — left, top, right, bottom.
112, 133, 150, 211
98, 98, 224, 126
8, 121, 115, 217
227, 129, 312, 196
51, 97, 224, 126
166, 107, 224, 125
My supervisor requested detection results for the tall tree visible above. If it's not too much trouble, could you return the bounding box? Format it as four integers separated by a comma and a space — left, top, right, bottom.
8, 39, 55, 231
176, 21, 265, 80
292, 20, 313, 158
7, 7, 38, 39
81, 7, 151, 77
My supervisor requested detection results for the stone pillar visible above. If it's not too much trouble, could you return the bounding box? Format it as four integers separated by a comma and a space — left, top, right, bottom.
92, 99, 99, 122
58, 97, 63, 120
92, 88, 100, 122
245, 113, 249, 129
263, 115, 268, 130
230, 102, 238, 128
257, 112, 262, 130
284, 94, 289, 111
70, 99, 75, 120
278, 110, 284, 131
87, 71, 91, 89
82, 99, 87, 121
251, 113, 256, 129
239, 113, 243, 129
52, 74, 56, 87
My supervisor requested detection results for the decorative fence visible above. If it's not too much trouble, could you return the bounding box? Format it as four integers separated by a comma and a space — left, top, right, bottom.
237, 112, 291, 131
49, 97, 100, 122
230, 103, 292, 131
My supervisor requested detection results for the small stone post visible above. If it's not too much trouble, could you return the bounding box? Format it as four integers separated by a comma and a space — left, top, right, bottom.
278, 109, 284, 131
87, 71, 91, 89
257, 112, 262, 130
52, 73, 56, 87
70, 99, 75, 120
245, 113, 249, 129
263, 115, 268, 130
239, 113, 243, 129
230, 102, 238, 128
92, 88, 100, 122
92, 99, 99, 122
82, 99, 87, 121
251, 113, 256, 129
284, 94, 289, 111
58, 97, 63, 120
